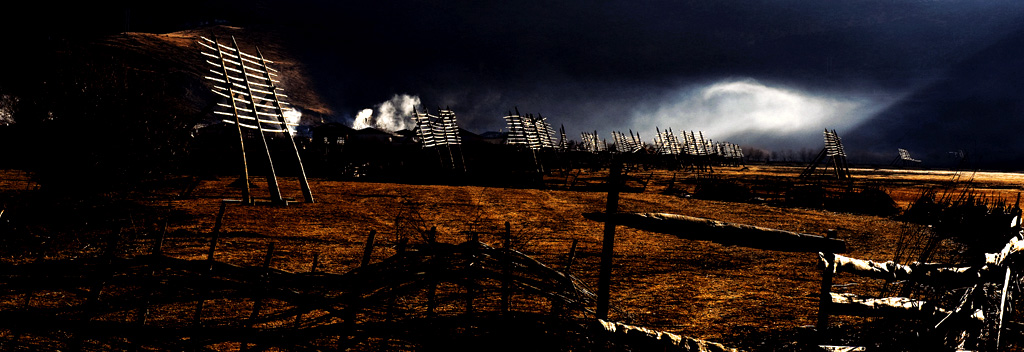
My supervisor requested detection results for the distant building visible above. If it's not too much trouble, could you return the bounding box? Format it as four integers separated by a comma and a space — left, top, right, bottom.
355, 127, 392, 143
311, 122, 354, 146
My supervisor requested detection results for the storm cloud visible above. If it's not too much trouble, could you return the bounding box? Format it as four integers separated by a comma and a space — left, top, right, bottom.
11, 0, 1024, 168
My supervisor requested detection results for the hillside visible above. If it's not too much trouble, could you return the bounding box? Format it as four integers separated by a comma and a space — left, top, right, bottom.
0, 26, 331, 191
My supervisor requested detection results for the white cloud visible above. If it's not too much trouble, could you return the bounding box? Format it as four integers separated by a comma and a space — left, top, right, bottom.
632, 78, 893, 148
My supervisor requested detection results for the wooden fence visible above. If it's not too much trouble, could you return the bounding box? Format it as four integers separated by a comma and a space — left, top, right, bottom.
0, 224, 600, 351
818, 234, 1023, 351
0, 215, 749, 351
588, 208, 1021, 351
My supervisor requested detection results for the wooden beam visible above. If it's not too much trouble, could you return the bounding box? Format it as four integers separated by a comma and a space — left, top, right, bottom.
985, 234, 1024, 267
593, 319, 740, 352
584, 212, 846, 253
823, 253, 978, 288
829, 292, 984, 322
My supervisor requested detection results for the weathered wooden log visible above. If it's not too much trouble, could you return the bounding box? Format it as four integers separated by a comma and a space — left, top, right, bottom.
821, 253, 978, 288
593, 319, 741, 352
828, 292, 984, 322
986, 234, 1024, 267
584, 212, 846, 253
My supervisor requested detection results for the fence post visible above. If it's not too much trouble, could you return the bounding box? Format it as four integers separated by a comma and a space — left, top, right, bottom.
597, 162, 622, 320
427, 227, 438, 317
294, 252, 323, 329
552, 239, 580, 317
193, 300, 205, 327
360, 230, 377, 267
396, 237, 408, 254
467, 232, 479, 317
502, 221, 512, 315
212, 201, 227, 234
152, 227, 165, 257
138, 230, 165, 327
206, 233, 220, 265
817, 229, 837, 334
261, 242, 275, 269
241, 243, 275, 351
564, 239, 579, 271
207, 202, 227, 269
248, 243, 275, 324
996, 267, 1012, 350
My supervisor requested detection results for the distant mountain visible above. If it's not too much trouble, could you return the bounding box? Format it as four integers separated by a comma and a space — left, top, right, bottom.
115, 25, 333, 123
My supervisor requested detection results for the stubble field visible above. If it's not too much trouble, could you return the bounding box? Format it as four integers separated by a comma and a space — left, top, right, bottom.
1, 165, 1021, 350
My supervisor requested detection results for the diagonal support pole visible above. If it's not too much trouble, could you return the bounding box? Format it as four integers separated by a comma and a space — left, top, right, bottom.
231, 36, 283, 204
255, 46, 314, 203
211, 35, 252, 204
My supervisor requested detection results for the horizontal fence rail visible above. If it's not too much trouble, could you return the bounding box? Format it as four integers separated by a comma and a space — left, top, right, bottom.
584, 212, 847, 253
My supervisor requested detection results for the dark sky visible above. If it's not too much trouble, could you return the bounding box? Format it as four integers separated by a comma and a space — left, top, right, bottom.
13, 1, 1024, 167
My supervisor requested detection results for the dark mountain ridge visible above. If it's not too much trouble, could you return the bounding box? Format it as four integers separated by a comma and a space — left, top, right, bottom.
0, 25, 330, 192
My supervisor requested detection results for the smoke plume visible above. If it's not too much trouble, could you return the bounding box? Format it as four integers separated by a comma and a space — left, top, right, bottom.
352, 94, 422, 132
283, 108, 302, 135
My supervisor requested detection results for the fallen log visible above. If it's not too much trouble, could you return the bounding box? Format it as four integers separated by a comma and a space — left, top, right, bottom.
594, 319, 742, 352
820, 253, 978, 288
583, 212, 846, 253
828, 292, 983, 322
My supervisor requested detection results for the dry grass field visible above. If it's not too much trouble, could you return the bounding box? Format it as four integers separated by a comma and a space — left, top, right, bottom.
0, 165, 1021, 351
